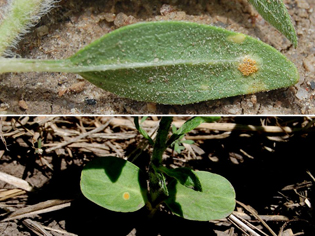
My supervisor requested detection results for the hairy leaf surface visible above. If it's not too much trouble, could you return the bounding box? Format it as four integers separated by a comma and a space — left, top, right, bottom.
249, 0, 297, 47
0, 21, 299, 104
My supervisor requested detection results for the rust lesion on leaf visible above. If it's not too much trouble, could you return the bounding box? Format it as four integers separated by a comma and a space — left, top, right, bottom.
123, 192, 130, 200
238, 56, 259, 76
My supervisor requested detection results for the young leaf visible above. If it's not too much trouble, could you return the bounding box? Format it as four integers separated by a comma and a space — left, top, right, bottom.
159, 166, 202, 192
165, 170, 235, 221
172, 141, 186, 154
148, 166, 169, 204
249, 0, 297, 47
0, 21, 299, 104
134, 117, 154, 145
80, 156, 147, 212
167, 116, 220, 146
174, 116, 220, 136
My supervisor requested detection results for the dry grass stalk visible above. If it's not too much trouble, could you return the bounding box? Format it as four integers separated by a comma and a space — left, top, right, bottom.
0, 171, 34, 192
236, 200, 277, 236
2, 199, 72, 222
0, 189, 27, 201
22, 219, 52, 236
45, 118, 113, 152
228, 214, 262, 236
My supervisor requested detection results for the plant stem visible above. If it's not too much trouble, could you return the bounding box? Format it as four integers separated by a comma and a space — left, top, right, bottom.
147, 117, 173, 211
0, 0, 57, 56
0, 58, 72, 73
151, 117, 173, 166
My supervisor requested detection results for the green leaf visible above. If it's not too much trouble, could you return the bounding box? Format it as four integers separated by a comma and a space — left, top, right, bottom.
174, 117, 220, 136
181, 140, 194, 145
173, 142, 185, 153
159, 166, 202, 192
80, 156, 147, 212
148, 166, 169, 204
0, 21, 299, 104
155, 168, 169, 197
134, 117, 154, 145
167, 116, 220, 146
72, 22, 299, 104
165, 171, 235, 221
249, 0, 297, 47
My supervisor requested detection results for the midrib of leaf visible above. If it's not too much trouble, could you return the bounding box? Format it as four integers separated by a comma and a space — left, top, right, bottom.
0, 57, 238, 73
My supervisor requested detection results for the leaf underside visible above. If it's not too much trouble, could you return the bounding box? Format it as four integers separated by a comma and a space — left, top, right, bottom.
165, 170, 235, 221
249, 0, 298, 47
67, 21, 298, 105
80, 156, 147, 212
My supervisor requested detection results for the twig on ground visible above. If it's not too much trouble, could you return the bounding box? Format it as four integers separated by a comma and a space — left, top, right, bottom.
22, 219, 52, 236
185, 132, 231, 140
0, 171, 34, 192
278, 219, 309, 236
0, 189, 27, 201
108, 118, 313, 134
237, 200, 277, 236
41, 225, 78, 236
2, 199, 72, 222
306, 170, 315, 182
45, 118, 113, 152
228, 214, 261, 236
0, 117, 9, 151
105, 141, 123, 157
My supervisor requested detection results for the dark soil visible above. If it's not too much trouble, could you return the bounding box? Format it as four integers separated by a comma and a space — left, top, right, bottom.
1, 116, 315, 235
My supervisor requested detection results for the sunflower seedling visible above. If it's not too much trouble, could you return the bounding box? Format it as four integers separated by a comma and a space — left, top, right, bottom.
80, 116, 236, 221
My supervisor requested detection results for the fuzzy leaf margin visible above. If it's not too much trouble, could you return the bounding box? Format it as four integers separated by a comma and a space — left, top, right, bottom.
249, 0, 298, 47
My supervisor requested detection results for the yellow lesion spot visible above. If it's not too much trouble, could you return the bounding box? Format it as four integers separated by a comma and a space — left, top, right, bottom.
238, 56, 259, 76
123, 192, 130, 200
227, 34, 246, 44
200, 84, 209, 90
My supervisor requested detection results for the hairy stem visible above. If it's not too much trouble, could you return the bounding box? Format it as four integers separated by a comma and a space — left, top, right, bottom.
0, 0, 57, 56
0, 58, 71, 73
151, 117, 173, 166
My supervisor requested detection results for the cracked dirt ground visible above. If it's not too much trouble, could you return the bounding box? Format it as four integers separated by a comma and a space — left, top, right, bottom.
0, 0, 314, 115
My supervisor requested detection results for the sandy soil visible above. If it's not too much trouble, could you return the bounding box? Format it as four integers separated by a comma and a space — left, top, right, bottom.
0, 0, 314, 115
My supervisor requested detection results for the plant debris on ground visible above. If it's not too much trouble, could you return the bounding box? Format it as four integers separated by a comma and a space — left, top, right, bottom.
0, 116, 315, 235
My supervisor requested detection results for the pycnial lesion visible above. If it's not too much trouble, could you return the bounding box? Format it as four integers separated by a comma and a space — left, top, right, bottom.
237, 56, 258, 76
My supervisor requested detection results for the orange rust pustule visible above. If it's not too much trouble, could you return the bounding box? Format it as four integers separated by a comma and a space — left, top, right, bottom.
123, 192, 130, 200
238, 57, 258, 76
